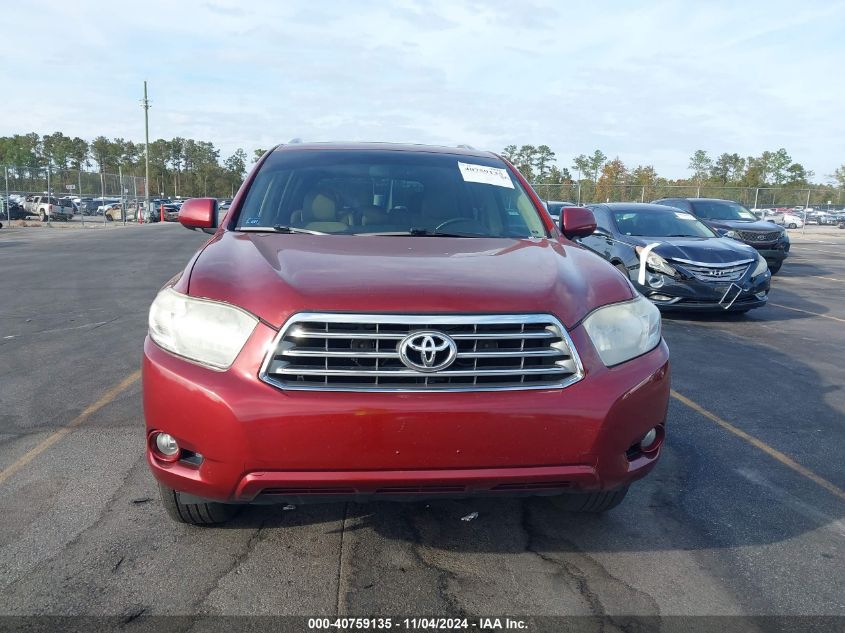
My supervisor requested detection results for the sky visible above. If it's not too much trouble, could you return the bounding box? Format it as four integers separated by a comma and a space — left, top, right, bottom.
2, 0, 844, 179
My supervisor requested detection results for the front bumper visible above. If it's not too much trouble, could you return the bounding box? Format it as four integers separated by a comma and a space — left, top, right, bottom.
142, 322, 670, 504
637, 269, 771, 313
748, 243, 789, 265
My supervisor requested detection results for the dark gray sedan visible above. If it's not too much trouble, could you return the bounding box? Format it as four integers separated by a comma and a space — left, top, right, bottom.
576, 203, 772, 313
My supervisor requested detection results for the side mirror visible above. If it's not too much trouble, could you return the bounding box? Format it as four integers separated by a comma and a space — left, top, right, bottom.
179, 198, 218, 234
560, 207, 596, 239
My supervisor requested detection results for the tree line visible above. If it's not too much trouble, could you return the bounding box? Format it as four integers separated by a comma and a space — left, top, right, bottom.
2, 132, 843, 202
0, 132, 251, 198
502, 144, 845, 204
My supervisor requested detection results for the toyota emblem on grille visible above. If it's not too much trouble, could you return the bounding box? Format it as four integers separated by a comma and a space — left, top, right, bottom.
399, 331, 458, 372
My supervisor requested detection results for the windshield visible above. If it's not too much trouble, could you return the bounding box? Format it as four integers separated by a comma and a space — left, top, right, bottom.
612, 209, 716, 238
234, 149, 547, 238
693, 200, 757, 221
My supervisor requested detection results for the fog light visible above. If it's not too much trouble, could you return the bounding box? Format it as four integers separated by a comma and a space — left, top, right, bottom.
640, 427, 658, 451
755, 291, 768, 300
155, 432, 179, 457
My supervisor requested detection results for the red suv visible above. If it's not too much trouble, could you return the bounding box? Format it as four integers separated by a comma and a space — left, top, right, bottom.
143, 143, 669, 525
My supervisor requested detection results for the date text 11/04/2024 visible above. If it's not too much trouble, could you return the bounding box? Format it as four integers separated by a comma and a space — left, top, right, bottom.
307, 617, 528, 630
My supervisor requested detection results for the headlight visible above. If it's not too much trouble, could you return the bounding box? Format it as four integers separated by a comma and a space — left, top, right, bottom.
583, 296, 662, 367
751, 253, 768, 277
635, 246, 676, 276
148, 287, 258, 369
724, 230, 741, 240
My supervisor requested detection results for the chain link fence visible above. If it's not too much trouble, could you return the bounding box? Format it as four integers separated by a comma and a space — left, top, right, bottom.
530, 182, 845, 210
1, 164, 151, 226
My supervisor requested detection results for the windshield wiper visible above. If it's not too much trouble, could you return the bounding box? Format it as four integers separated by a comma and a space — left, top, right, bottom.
358, 227, 485, 238
236, 225, 327, 235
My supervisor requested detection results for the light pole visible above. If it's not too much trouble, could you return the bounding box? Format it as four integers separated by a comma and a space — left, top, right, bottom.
142, 81, 151, 225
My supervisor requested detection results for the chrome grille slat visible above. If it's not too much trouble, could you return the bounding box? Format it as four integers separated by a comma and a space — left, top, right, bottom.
260, 313, 583, 392
270, 366, 573, 377
459, 349, 563, 358
451, 331, 555, 339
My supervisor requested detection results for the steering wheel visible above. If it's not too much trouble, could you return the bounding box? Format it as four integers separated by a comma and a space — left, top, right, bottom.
434, 217, 482, 232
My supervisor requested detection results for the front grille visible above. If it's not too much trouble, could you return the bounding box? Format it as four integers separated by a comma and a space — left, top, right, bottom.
260, 313, 583, 392
674, 260, 753, 282
738, 230, 782, 243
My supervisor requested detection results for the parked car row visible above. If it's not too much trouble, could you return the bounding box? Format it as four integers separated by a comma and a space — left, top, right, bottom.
543, 196, 790, 313
652, 198, 790, 274
576, 203, 771, 313
20, 195, 75, 221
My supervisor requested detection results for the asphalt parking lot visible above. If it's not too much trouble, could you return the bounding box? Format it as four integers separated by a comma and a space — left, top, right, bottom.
0, 225, 842, 626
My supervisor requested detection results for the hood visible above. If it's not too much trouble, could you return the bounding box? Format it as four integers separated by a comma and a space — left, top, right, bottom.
185, 232, 634, 329
704, 218, 781, 232
628, 236, 758, 265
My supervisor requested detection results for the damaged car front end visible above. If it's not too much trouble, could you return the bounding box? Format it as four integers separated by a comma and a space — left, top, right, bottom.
580, 203, 771, 313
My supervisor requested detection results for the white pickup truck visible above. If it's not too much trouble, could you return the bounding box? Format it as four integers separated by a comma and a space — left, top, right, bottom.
23, 195, 75, 221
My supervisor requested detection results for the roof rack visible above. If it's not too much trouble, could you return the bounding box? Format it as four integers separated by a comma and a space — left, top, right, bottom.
456, 144, 476, 150
288, 137, 303, 144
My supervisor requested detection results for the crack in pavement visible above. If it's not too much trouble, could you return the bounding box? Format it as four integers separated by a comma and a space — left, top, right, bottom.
520, 502, 661, 628
335, 503, 349, 616
190, 514, 269, 614
399, 507, 475, 620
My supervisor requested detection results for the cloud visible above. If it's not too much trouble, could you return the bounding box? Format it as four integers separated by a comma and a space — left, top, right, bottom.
1, 0, 843, 177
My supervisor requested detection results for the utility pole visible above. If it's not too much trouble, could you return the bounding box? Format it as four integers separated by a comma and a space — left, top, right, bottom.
46, 166, 52, 226
78, 167, 84, 226
803, 189, 810, 236
119, 164, 125, 226
142, 81, 151, 223
4, 166, 9, 225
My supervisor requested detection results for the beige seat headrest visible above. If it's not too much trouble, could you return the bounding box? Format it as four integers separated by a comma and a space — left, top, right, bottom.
305, 192, 337, 221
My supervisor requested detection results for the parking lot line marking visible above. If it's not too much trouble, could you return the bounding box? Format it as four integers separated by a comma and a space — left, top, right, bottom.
671, 390, 845, 503
768, 303, 845, 323
0, 370, 141, 486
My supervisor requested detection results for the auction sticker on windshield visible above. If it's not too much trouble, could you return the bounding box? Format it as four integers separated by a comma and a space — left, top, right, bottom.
458, 162, 514, 188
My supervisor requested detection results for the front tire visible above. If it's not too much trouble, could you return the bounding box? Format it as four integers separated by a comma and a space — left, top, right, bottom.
158, 483, 239, 526
768, 262, 782, 275
550, 486, 629, 513
39, 211, 47, 222
614, 263, 629, 279
788, 223, 797, 229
